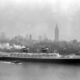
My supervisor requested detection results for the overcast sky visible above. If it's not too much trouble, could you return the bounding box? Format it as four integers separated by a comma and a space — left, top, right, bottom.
0, 0, 80, 41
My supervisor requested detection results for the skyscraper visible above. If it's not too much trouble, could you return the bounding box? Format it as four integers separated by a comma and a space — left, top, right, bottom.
55, 25, 59, 41
29, 34, 32, 40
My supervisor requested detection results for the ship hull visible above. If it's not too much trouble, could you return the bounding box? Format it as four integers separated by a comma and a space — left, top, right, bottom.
0, 57, 80, 64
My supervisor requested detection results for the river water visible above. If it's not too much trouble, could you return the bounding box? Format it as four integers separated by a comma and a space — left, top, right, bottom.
0, 61, 80, 80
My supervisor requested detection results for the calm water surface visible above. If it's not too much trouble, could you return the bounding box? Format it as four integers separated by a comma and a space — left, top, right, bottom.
0, 61, 80, 80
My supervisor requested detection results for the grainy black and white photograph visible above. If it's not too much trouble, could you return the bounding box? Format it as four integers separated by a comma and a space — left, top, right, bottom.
0, 0, 80, 80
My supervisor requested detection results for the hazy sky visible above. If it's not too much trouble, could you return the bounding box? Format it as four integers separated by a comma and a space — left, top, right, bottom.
0, 0, 80, 41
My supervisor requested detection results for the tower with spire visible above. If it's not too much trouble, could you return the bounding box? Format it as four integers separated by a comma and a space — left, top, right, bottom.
55, 25, 59, 41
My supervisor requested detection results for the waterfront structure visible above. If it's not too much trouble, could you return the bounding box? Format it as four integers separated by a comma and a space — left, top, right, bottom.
55, 25, 59, 41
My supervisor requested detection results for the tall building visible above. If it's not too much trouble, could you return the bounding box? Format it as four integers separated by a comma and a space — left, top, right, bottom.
55, 25, 59, 41
29, 34, 32, 40
0, 32, 7, 41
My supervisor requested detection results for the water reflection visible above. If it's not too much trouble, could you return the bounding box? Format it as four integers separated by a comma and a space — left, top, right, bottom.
0, 62, 79, 80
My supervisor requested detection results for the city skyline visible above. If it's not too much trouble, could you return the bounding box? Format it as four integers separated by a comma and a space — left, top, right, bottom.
0, 0, 80, 40
0, 26, 79, 42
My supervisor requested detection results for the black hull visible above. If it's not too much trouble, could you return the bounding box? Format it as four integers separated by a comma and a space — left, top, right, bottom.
0, 57, 80, 65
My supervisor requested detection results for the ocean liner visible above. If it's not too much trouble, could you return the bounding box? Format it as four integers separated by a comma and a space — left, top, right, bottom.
0, 50, 80, 64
